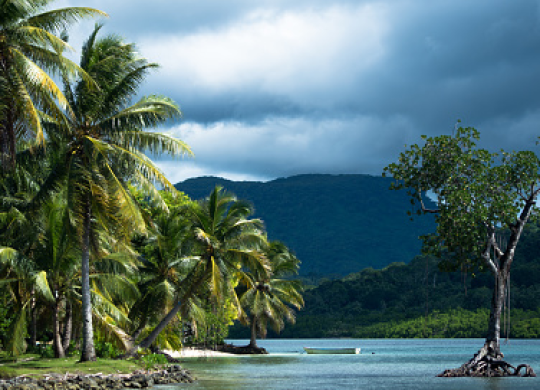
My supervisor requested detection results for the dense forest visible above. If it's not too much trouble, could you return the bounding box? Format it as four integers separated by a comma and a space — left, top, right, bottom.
177, 174, 436, 277
230, 222, 540, 339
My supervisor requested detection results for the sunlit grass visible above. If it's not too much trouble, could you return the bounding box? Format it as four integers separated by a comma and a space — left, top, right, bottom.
0, 353, 145, 379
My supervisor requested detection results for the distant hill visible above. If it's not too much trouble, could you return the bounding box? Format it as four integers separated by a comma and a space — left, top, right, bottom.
229, 223, 540, 339
175, 174, 436, 276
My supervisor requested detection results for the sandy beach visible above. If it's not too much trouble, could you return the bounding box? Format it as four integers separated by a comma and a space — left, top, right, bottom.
165, 347, 234, 358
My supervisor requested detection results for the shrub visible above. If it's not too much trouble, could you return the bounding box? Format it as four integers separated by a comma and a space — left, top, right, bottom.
140, 353, 169, 370
95, 341, 120, 359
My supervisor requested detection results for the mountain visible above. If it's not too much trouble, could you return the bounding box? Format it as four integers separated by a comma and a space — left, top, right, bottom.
175, 174, 436, 276
229, 223, 540, 339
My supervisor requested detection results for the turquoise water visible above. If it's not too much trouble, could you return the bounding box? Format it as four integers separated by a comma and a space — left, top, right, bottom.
166, 339, 540, 389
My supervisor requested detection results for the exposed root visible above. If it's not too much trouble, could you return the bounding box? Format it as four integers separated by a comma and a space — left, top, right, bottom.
439, 355, 536, 377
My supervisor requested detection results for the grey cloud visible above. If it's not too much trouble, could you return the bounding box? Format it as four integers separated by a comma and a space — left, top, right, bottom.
61, 0, 540, 182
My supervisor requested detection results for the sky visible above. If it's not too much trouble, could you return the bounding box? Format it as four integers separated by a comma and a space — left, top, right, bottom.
58, 0, 540, 184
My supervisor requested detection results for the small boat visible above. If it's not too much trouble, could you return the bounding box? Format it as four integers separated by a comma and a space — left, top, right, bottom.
303, 347, 361, 354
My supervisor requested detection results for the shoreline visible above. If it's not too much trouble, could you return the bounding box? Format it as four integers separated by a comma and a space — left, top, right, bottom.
1, 365, 194, 389
165, 347, 235, 358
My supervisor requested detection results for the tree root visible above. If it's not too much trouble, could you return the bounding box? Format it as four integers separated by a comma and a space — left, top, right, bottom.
438, 355, 536, 377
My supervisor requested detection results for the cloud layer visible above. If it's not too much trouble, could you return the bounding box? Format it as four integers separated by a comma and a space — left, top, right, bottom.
61, 0, 540, 183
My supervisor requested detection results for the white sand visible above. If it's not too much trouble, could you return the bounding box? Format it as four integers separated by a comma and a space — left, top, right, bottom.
165, 347, 234, 358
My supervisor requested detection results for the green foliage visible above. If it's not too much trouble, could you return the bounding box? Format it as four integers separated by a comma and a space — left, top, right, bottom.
190, 311, 230, 346
233, 221, 540, 339
37, 344, 55, 359
0, 301, 13, 349
383, 126, 540, 272
95, 341, 120, 359
0, 0, 105, 171
0, 368, 18, 379
140, 353, 169, 370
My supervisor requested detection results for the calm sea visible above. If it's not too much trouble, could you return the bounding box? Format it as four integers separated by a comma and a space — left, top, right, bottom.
164, 339, 540, 390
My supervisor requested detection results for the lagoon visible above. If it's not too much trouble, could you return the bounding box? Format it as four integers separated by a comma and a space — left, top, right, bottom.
163, 339, 540, 390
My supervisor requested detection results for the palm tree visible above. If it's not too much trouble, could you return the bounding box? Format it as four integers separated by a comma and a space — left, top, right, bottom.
0, 189, 139, 358
33, 196, 79, 358
129, 186, 269, 353
241, 241, 304, 349
0, 204, 54, 357
128, 202, 194, 345
0, 0, 106, 172
40, 24, 192, 361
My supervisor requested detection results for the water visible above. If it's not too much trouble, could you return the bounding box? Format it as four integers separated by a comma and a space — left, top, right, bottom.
163, 339, 540, 389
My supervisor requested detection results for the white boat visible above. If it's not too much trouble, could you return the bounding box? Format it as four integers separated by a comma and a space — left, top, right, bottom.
303, 347, 361, 354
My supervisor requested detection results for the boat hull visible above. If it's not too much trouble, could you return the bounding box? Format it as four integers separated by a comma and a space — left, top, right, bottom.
303, 347, 361, 354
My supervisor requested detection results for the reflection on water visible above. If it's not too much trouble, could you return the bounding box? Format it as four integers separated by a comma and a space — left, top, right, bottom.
156, 339, 540, 390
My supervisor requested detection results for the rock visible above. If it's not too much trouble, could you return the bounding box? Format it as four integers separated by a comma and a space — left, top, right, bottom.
3, 364, 194, 390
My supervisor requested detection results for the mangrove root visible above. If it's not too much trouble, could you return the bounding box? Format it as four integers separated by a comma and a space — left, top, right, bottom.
439, 355, 536, 377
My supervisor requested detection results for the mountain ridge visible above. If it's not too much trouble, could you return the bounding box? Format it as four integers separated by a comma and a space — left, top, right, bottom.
175, 173, 436, 276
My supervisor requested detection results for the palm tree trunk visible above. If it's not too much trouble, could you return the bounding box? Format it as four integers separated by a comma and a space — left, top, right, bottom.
127, 300, 183, 356
126, 267, 208, 356
53, 295, 65, 358
249, 316, 258, 348
62, 300, 73, 353
80, 198, 96, 361
30, 290, 37, 349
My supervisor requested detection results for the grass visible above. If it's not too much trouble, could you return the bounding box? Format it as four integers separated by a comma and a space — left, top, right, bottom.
0, 353, 145, 379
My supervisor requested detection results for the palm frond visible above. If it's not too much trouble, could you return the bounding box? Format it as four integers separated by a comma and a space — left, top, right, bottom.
32, 270, 54, 302
26, 7, 108, 33
110, 130, 193, 158
5, 300, 29, 357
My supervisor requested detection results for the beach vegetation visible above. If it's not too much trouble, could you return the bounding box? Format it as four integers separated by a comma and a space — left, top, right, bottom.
0, 0, 304, 368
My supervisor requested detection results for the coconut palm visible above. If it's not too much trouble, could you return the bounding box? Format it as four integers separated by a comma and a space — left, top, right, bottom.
241, 241, 304, 349
39, 24, 192, 361
128, 202, 194, 345
0, 188, 139, 358
0, 247, 53, 357
0, 0, 106, 172
33, 197, 79, 358
0, 201, 54, 357
129, 186, 269, 353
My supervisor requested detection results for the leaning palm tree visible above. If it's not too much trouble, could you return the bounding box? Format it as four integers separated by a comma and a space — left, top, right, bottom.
40, 24, 192, 361
128, 204, 194, 343
0, 0, 106, 172
128, 186, 269, 353
240, 241, 304, 349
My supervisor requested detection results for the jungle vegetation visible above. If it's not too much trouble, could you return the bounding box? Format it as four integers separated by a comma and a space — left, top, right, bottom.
0, 0, 303, 362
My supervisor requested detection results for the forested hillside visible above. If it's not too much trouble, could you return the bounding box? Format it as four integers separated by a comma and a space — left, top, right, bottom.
229, 223, 540, 339
176, 174, 435, 276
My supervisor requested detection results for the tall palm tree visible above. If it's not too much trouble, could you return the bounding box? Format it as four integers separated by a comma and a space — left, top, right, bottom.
0, 189, 138, 358
41, 24, 192, 361
129, 186, 269, 353
0, 0, 106, 172
241, 241, 304, 349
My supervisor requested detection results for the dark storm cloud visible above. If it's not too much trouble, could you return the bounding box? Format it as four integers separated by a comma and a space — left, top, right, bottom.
60, 0, 540, 183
